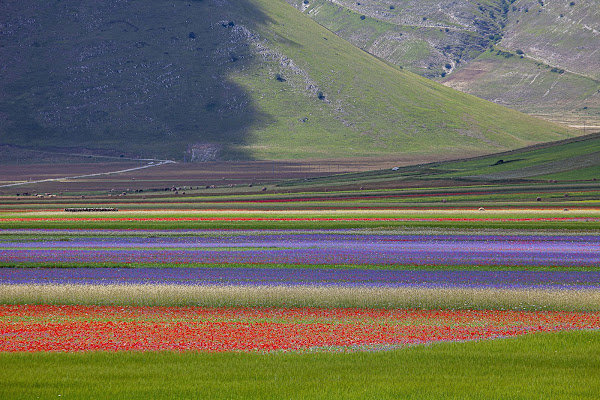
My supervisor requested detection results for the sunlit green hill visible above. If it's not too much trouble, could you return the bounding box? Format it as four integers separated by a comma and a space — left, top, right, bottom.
284, 132, 600, 190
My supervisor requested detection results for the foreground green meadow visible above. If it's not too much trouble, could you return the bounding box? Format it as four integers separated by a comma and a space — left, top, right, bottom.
1, 330, 598, 399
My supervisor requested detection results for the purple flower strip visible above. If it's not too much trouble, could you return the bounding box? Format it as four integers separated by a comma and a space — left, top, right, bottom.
1, 268, 599, 289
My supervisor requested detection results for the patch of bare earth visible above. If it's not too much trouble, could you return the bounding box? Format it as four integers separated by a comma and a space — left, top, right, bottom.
0, 154, 480, 195
0, 163, 141, 184
442, 60, 495, 92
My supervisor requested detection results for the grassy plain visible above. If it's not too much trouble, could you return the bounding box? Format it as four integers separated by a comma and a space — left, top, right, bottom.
1, 133, 598, 201
276, 132, 600, 186
1, 330, 598, 399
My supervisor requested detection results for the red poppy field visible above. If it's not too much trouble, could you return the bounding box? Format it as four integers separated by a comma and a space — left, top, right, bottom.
2, 305, 599, 353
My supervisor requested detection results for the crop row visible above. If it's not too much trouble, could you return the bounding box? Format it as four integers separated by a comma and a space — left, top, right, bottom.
2, 267, 600, 289
2, 233, 598, 267
2, 209, 600, 230
2, 284, 599, 311
2, 305, 598, 352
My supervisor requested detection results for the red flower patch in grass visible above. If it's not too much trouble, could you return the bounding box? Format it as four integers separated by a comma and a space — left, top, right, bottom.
1, 305, 598, 353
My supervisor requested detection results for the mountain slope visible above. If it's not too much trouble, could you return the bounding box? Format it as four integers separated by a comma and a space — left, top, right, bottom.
501, 0, 599, 81
286, 0, 504, 78
443, 49, 600, 128
287, 0, 599, 128
444, 0, 600, 127
0, 0, 574, 160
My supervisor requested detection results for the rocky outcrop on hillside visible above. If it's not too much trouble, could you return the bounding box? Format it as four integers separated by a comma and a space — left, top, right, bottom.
287, 0, 508, 77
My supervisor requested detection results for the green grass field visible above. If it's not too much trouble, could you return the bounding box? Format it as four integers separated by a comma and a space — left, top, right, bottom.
1, 330, 598, 399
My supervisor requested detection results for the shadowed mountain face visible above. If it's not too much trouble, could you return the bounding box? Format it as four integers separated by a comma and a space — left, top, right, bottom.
1, 0, 271, 159
0, 0, 575, 161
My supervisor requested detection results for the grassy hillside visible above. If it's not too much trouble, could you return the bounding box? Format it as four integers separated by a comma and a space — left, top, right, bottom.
276, 132, 600, 189
288, 0, 599, 127
0, 0, 573, 161
397, 131, 600, 181
445, 0, 600, 127
437, 132, 600, 181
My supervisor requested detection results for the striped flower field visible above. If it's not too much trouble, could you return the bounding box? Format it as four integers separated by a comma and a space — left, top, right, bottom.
1, 226, 599, 354
1, 203, 600, 398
